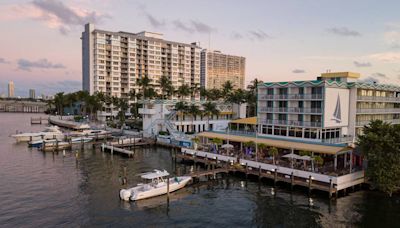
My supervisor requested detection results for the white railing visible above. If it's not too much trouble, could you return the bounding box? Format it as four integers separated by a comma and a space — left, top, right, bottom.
356, 108, 400, 114
259, 94, 323, 100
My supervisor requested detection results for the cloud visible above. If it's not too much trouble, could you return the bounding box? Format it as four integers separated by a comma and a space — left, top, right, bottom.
248, 30, 272, 41
191, 20, 215, 33
292, 69, 306, 73
371, 72, 387, 78
359, 76, 380, 84
145, 13, 165, 28
0, 58, 10, 64
384, 30, 400, 49
368, 52, 400, 62
17, 58, 65, 71
1, 0, 111, 35
172, 20, 194, 33
230, 31, 243, 40
353, 61, 372, 67
171, 20, 215, 34
326, 27, 361, 37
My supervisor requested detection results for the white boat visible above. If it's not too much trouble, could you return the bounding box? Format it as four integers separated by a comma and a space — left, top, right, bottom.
28, 139, 57, 147
119, 170, 192, 201
71, 137, 93, 144
71, 129, 110, 139
11, 126, 64, 142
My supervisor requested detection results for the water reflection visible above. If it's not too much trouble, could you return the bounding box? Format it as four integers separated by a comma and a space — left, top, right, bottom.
0, 113, 398, 227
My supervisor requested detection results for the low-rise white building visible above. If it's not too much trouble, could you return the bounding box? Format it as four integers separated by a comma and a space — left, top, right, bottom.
140, 100, 246, 138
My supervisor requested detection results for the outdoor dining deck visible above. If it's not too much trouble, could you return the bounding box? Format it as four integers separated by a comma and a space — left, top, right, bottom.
178, 148, 365, 198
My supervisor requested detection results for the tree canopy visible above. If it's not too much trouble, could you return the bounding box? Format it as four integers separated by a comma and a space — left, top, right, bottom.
357, 120, 400, 196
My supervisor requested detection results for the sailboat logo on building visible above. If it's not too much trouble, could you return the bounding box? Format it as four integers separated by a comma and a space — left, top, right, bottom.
332, 94, 341, 123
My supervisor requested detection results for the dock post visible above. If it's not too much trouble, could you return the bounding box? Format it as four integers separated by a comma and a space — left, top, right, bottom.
167, 176, 170, 198
258, 165, 261, 181
56, 140, 59, 152
291, 172, 294, 190
308, 176, 312, 195
30, 136, 32, 142
274, 169, 277, 186
43, 141, 46, 152
329, 179, 333, 199
111, 146, 114, 155
245, 163, 248, 179
216, 157, 219, 168
122, 166, 127, 185
63, 149, 66, 157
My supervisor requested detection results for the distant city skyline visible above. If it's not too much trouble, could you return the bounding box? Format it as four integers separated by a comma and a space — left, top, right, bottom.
2, 0, 400, 96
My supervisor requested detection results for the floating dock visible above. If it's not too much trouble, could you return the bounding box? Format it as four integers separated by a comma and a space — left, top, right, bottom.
101, 143, 135, 157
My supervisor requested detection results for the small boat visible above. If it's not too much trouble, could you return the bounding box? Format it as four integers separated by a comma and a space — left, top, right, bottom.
40, 140, 71, 152
119, 170, 192, 201
28, 139, 57, 147
12, 126, 64, 142
70, 137, 93, 144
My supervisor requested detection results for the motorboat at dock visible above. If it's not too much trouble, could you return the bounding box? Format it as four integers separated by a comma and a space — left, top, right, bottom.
11, 126, 64, 142
119, 170, 192, 201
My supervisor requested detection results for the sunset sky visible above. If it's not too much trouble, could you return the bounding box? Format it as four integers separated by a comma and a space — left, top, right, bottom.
1, 0, 400, 96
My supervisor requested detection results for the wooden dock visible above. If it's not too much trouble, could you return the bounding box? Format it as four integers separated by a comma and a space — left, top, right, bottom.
176, 149, 365, 198
30, 117, 47, 125
101, 143, 134, 157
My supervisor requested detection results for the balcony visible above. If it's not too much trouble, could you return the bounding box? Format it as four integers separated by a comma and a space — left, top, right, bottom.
259, 94, 323, 100
356, 108, 400, 114
356, 119, 400, 127
357, 96, 400, 103
259, 119, 322, 127
259, 107, 322, 114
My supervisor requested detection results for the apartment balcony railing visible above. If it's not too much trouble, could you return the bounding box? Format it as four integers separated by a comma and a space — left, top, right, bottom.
321, 136, 354, 144
259, 107, 322, 114
356, 108, 400, 114
357, 96, 400, 102
259, 94, 323, 100
259, 119, 322, 127
356, 119, 400, 127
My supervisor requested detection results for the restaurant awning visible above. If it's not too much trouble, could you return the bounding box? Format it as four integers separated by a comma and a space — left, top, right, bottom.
198, 131, 351, 155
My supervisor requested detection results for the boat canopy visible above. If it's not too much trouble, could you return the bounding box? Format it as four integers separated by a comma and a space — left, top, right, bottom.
140, 170, 169, 179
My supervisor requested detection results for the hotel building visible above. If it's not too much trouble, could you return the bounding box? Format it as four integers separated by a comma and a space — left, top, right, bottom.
82, 23, 201, 99
257, 72, 400, 144
200, 50, 245, 90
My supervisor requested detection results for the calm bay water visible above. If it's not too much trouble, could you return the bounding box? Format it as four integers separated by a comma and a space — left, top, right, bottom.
0, 113, 399, 227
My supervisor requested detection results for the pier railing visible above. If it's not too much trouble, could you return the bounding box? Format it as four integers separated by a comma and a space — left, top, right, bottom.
181, 148, 365, 190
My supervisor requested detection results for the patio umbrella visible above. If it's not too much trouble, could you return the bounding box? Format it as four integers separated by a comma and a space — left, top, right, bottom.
300, 155, 312, 161
221, 144, 234, 149
282, 153, 302, 159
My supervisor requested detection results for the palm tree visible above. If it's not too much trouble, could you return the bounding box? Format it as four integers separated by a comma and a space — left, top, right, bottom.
226, 89, 246, 116
176, 84, 191, 100
200, 87, 208, 101
222, 80, 234, 99
190, 83, 200, 101
246, 78, 263, 117
138, 75, 151, 100
53, 92, 65, 116
187, 104, 200, 132
160, 76, 173, 99
202, 102, 220, 131
64, 92, 77, 115
269, 147, 279, 165
175, 101, 188, 132
206, 88, 221, 101
257, 143, 267, 160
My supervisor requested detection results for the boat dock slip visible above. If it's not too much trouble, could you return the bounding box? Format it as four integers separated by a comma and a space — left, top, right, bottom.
101, 143, 134, 157
30, 117, 48, 125
178, 148, 365, 198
